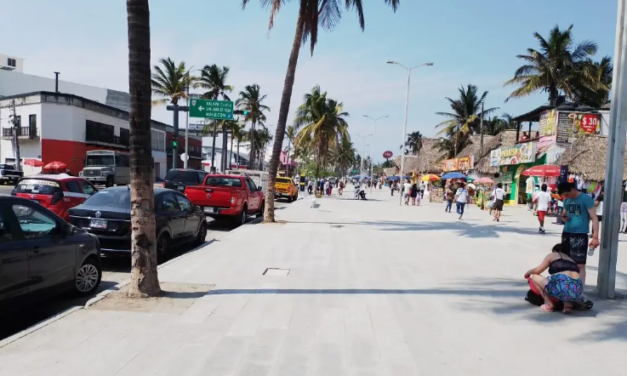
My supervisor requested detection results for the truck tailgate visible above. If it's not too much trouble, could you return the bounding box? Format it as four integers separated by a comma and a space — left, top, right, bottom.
185, 186, 237, 209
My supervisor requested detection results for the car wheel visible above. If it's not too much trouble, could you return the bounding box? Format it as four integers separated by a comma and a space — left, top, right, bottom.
287, 195, 293, 203
257, 201, 265, 218
74, 257, 102, 296
156, 233, 170, 262
195, 222, 207, 246
239, 205, 247, 226
105, 175, 114, 187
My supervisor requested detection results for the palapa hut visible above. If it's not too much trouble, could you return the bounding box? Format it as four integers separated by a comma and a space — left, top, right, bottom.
458, 130, 519, 177
391, 138, 447, 175
555, 135, 627, 181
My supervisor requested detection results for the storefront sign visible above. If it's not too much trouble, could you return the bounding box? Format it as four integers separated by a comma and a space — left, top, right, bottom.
441, 155, 474, 172
498, 142, 537, 166
556, 111, 601, 144
539, 109, 557, 137
490, 149, 501, 167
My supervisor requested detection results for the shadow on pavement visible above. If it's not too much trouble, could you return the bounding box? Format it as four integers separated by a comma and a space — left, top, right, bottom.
452, 277, 627, 342
358, 220, 542, 238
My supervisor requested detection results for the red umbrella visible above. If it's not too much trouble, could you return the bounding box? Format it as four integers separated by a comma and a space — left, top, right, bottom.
24, 159, 43, 167
522, 165, 560, 177
43, 161, 68, 173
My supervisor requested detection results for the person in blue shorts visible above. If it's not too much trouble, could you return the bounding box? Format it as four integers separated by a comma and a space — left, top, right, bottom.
557, 181, 599, 309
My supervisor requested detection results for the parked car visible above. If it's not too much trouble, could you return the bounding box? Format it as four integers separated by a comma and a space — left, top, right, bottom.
184, 174, 264, 226
68, 187, 207, 259
274, 177, 299, 202
0, 196, 102, 314
162, 169, 208, 193
0, 164, 23, 185
11, 174, 98, 221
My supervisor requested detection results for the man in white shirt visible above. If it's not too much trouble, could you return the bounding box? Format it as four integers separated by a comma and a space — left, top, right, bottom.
493, 183, 506, 222
533, 183, 552, 233
403, 180, 412, 205
455, 183, 469, 220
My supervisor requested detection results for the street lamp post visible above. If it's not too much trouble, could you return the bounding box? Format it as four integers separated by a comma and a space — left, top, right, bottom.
387, 60, 433, 206
355, 133, 373, 179
363, 115, 388, 194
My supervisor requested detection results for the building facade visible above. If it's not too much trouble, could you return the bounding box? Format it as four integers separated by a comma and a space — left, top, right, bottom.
0, 92, 202, 179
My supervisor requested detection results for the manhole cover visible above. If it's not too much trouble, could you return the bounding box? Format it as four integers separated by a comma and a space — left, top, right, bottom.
263, 268, 290, 276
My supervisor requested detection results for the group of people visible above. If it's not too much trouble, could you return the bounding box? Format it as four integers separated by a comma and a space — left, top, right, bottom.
307, 178, 337, 196
401, 179, 423, 206
443, 182, 472, 220
525, 181, 598, 312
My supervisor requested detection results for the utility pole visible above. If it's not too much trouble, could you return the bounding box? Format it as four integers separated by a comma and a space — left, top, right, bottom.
9, 100, 21, 171
479, 102, 483, 158
166, 104, 181, 169
598, 0, 627, 298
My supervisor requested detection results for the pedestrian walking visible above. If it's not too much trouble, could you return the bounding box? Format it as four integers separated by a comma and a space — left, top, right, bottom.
557, 181, 598, 309
492, 183, 506, 222
534, 183, 552, 233
403, 179, 412, 205
338, 180, 345, 195
455, 183, 469, 220
445, 185, 454, 213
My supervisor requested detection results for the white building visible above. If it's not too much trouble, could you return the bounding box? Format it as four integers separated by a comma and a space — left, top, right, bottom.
0, 91, 183, 179
0, 53, 24, 73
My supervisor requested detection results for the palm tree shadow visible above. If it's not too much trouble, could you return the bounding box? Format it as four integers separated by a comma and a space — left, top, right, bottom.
358, 219, 540, 238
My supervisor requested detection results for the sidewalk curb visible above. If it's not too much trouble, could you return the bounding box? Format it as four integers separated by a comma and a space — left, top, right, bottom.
0, 213, 269, 347
0, 306, 82, 349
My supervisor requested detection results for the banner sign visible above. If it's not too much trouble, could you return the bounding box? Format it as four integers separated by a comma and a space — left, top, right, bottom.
498, 142, 537, 166
490, 149, 501, 167
441, 155, 474, 172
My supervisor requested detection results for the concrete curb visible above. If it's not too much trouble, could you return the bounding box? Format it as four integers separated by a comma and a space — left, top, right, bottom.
0, 306, 82, 349
0, 212, 268, 347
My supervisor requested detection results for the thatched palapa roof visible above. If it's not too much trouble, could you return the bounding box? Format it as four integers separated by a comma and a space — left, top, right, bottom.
392, 138, 447, 175
555, 135, 626, 181
457, 130, 519, 174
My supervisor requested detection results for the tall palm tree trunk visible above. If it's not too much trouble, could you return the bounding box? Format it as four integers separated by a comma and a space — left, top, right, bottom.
249, 121, 256, 169
236, 140, 241, 167
126, 0, 160, 297
210, 121, 218, 171
264, 8, 305, 222
229, 135, 234, 170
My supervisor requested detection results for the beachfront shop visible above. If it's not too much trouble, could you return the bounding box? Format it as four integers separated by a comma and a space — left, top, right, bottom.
490, 142, 545, 205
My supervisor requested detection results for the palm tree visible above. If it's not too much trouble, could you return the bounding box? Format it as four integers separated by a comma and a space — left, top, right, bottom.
404, 131, 423, 155
151, 57, 192, 106
574, 56, 613, 108
505, 25, 602, 106
334, 137, 356, 176
236, 84, 270, 169
232, 122, 247, 167
435, 84, 498, 156
196, 64, 233, 100
241, 0, 401, 222
126, 0, 160, 297
294, 86, 350, 177
284, 125, 297, 174
246, 127, 273, 170
195, 64, 232, 169
217, 119, 240, 171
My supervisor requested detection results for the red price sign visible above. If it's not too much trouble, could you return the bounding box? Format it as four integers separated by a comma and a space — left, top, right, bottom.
383, 150, 393, 159
580, 114, 599, 134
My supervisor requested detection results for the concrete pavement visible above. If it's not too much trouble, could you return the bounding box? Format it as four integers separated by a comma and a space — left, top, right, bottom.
1, 188, 626, 375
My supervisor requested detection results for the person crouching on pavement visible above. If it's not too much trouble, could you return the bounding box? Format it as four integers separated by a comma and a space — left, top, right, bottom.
525, 243, 583, 314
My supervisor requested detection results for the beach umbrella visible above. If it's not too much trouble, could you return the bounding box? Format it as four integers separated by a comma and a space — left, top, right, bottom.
442, 171, 466, 180
421, 174, 441, 182
42, 161, 68, 174
475, 177, 494, 185
522, 165, 560, 177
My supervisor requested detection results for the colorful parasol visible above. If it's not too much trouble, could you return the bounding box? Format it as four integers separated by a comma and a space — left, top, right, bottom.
475, 177, 494, 185
42, 161, 68, 174
522, 165, 560, 177
421, 174, 441, 182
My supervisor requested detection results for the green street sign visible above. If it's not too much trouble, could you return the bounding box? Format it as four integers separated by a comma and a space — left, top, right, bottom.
189, 99, 234, 120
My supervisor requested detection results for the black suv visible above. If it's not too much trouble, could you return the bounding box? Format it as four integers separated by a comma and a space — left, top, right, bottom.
0, 196, 102, 314
162, 169, 208, 193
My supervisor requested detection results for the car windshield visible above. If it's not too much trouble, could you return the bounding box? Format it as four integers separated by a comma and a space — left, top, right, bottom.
165, 170, 200, 183
85, 155, 115, 167
16, 179, 62, 195
276, 178, 291, 184
84, 189, 130, 208
204, 177, 242, 187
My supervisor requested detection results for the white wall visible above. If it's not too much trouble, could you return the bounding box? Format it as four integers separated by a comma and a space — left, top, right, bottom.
0, 70, 106, 101
153, 151, 166, 180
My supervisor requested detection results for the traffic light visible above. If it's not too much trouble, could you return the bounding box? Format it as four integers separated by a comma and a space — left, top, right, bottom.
173, 140, 178, 148
233, 110, 249, 115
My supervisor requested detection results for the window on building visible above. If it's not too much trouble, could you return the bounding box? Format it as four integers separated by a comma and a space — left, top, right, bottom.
29, 115, 37, 136
85, 120, 115, 144
7, 58, 16, 67
119, 128, 130, 146
151, 129, 165, 152
13, 115, 21, 127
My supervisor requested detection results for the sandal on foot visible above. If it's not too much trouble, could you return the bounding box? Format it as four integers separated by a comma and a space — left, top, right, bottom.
540, 304, 554, 312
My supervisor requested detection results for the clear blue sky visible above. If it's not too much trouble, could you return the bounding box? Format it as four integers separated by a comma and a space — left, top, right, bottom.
0, 0, 618, 161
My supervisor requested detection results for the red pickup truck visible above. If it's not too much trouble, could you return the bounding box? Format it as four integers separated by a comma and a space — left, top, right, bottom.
184, 174, 265, 226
